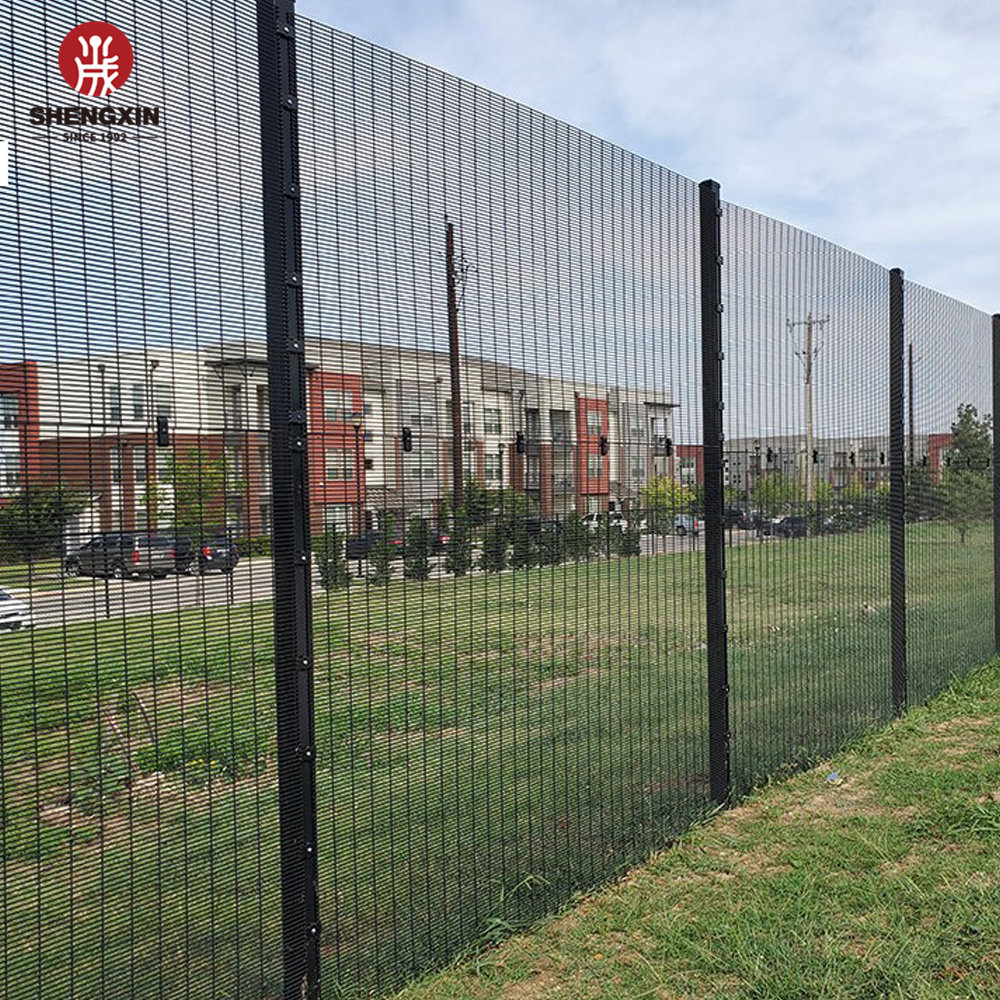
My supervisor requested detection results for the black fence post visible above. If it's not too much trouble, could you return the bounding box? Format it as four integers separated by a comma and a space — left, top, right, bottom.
889, 268, 906, 716
699, 179, 730, 806
993, 314, 1000, 653
256, 2, 320, 997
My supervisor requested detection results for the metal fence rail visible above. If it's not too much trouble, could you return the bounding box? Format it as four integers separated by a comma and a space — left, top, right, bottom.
0, 3, 996, 999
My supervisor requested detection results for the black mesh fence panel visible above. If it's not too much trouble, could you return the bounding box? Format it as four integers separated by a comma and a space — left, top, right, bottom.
296, 24, 709, 994
902, 283, 994, 704
0, 2, 280, 997
721, 207, 895, 794
0, 5, 996, 999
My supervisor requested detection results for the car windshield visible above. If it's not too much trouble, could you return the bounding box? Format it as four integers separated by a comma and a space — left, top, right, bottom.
0, 590, 10, 601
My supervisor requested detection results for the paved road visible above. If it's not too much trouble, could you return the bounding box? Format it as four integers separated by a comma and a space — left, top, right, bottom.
17, 530, 758, 631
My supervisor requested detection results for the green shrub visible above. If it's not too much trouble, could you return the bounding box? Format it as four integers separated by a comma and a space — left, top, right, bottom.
444, 511, 473, 577
403, 517, 432, 581
479, 519, 509, 573
316, 528, 351, 591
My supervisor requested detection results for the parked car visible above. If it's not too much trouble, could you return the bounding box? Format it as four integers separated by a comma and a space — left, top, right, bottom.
774, 516, 808, 538
525, 517, 563, 537
174, 534, 241, 575
0, 588, 33, 632
345, 531, 404, 560
673, 514, 701, 536
63, 533, 176, 580
724, 506, 750, 528
583, 511, 646, 532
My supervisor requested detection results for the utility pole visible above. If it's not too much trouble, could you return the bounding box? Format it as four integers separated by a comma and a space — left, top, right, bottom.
908, 342, 915, 467
787, 313, 828, 503
446, 221, 464, 509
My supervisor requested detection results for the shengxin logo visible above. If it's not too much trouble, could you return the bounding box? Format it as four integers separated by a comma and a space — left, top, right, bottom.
28, 19, 161, 140
58, 21, 134, 97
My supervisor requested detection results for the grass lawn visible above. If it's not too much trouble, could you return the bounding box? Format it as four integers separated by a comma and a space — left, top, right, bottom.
0, 559, 93, 592
394, 658, 1000, 1000
0, 520, 993, 998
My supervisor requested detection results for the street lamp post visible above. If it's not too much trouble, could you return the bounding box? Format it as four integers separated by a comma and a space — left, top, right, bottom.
352, 412, 363, 578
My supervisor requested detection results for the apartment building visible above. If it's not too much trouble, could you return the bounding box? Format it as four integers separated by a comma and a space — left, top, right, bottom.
1, 339, 676, 540
680, 433, 952, 495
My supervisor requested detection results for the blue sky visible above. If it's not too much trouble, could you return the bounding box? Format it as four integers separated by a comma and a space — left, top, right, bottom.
296, 0, 1000, 315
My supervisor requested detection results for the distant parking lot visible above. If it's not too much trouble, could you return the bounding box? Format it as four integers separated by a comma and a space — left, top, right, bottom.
2, 528, 767, 631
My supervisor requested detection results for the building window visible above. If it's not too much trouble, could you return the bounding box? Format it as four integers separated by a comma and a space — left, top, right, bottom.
226, 447, 245, 489
525, 454, 540, 489
229, 385, 244, 430
109, 384, 122, 423
484, 453, 502, 482
404, 397, 437, 431
322, 504, 352, 533
324, 388, 358, 424
0, 393, 18, 429
132, 383, 145, 421
258, 445, 270, 483
859, 448, 877, 466
109, 446, 123, 485
325, 447, 355, 481
134, 448, 147, 485
629, 454, 646, 480
257, 385, 268, 429
586, 409, 602, 435
156, 448, 171, 481
483, 407, 502, 435
154, 384, 173, 419
525, 409, 540, 441
259, 501, 273, 535
551, 410, 570, 443
405, 447, 437, 482
0, 450, 20, 493
679, 456, 697, 486
833, 451, 847, 468
587, 453, 603, 478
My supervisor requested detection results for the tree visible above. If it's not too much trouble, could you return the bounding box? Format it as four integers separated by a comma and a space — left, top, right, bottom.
444, 510, 473, 577
166, 448, 232, 540
316, 527, 351, 591
939, 404, 992, 544
905, 463, 935, 522
750, 472, 804, 519
946, 404, 992, 470
403, 517, 432, 581
640, 476, 697, 533
0, 483, 88, 563
461, 478, 495, 530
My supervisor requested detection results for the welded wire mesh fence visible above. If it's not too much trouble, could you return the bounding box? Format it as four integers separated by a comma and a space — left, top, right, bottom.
0, 4, 996, 999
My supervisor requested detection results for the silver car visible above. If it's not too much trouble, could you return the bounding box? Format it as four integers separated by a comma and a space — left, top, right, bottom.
0, 588, 33, 632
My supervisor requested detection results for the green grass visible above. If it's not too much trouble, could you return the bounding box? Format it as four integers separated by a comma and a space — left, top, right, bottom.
0, 520, 993, 998
394, 659, 1000, 1000
0, 559, 92, 591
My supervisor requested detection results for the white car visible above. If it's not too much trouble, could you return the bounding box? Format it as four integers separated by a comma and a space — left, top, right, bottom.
582, 511, 647, 532
0, 588, 33, 632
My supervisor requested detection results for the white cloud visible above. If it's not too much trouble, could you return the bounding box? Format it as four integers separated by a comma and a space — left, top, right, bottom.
298, 0, 1000, 312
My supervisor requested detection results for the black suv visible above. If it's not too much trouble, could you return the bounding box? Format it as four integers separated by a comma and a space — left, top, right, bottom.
63, 533, 176, 580
174, 534, 241, 575
774, 516, 808, 538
